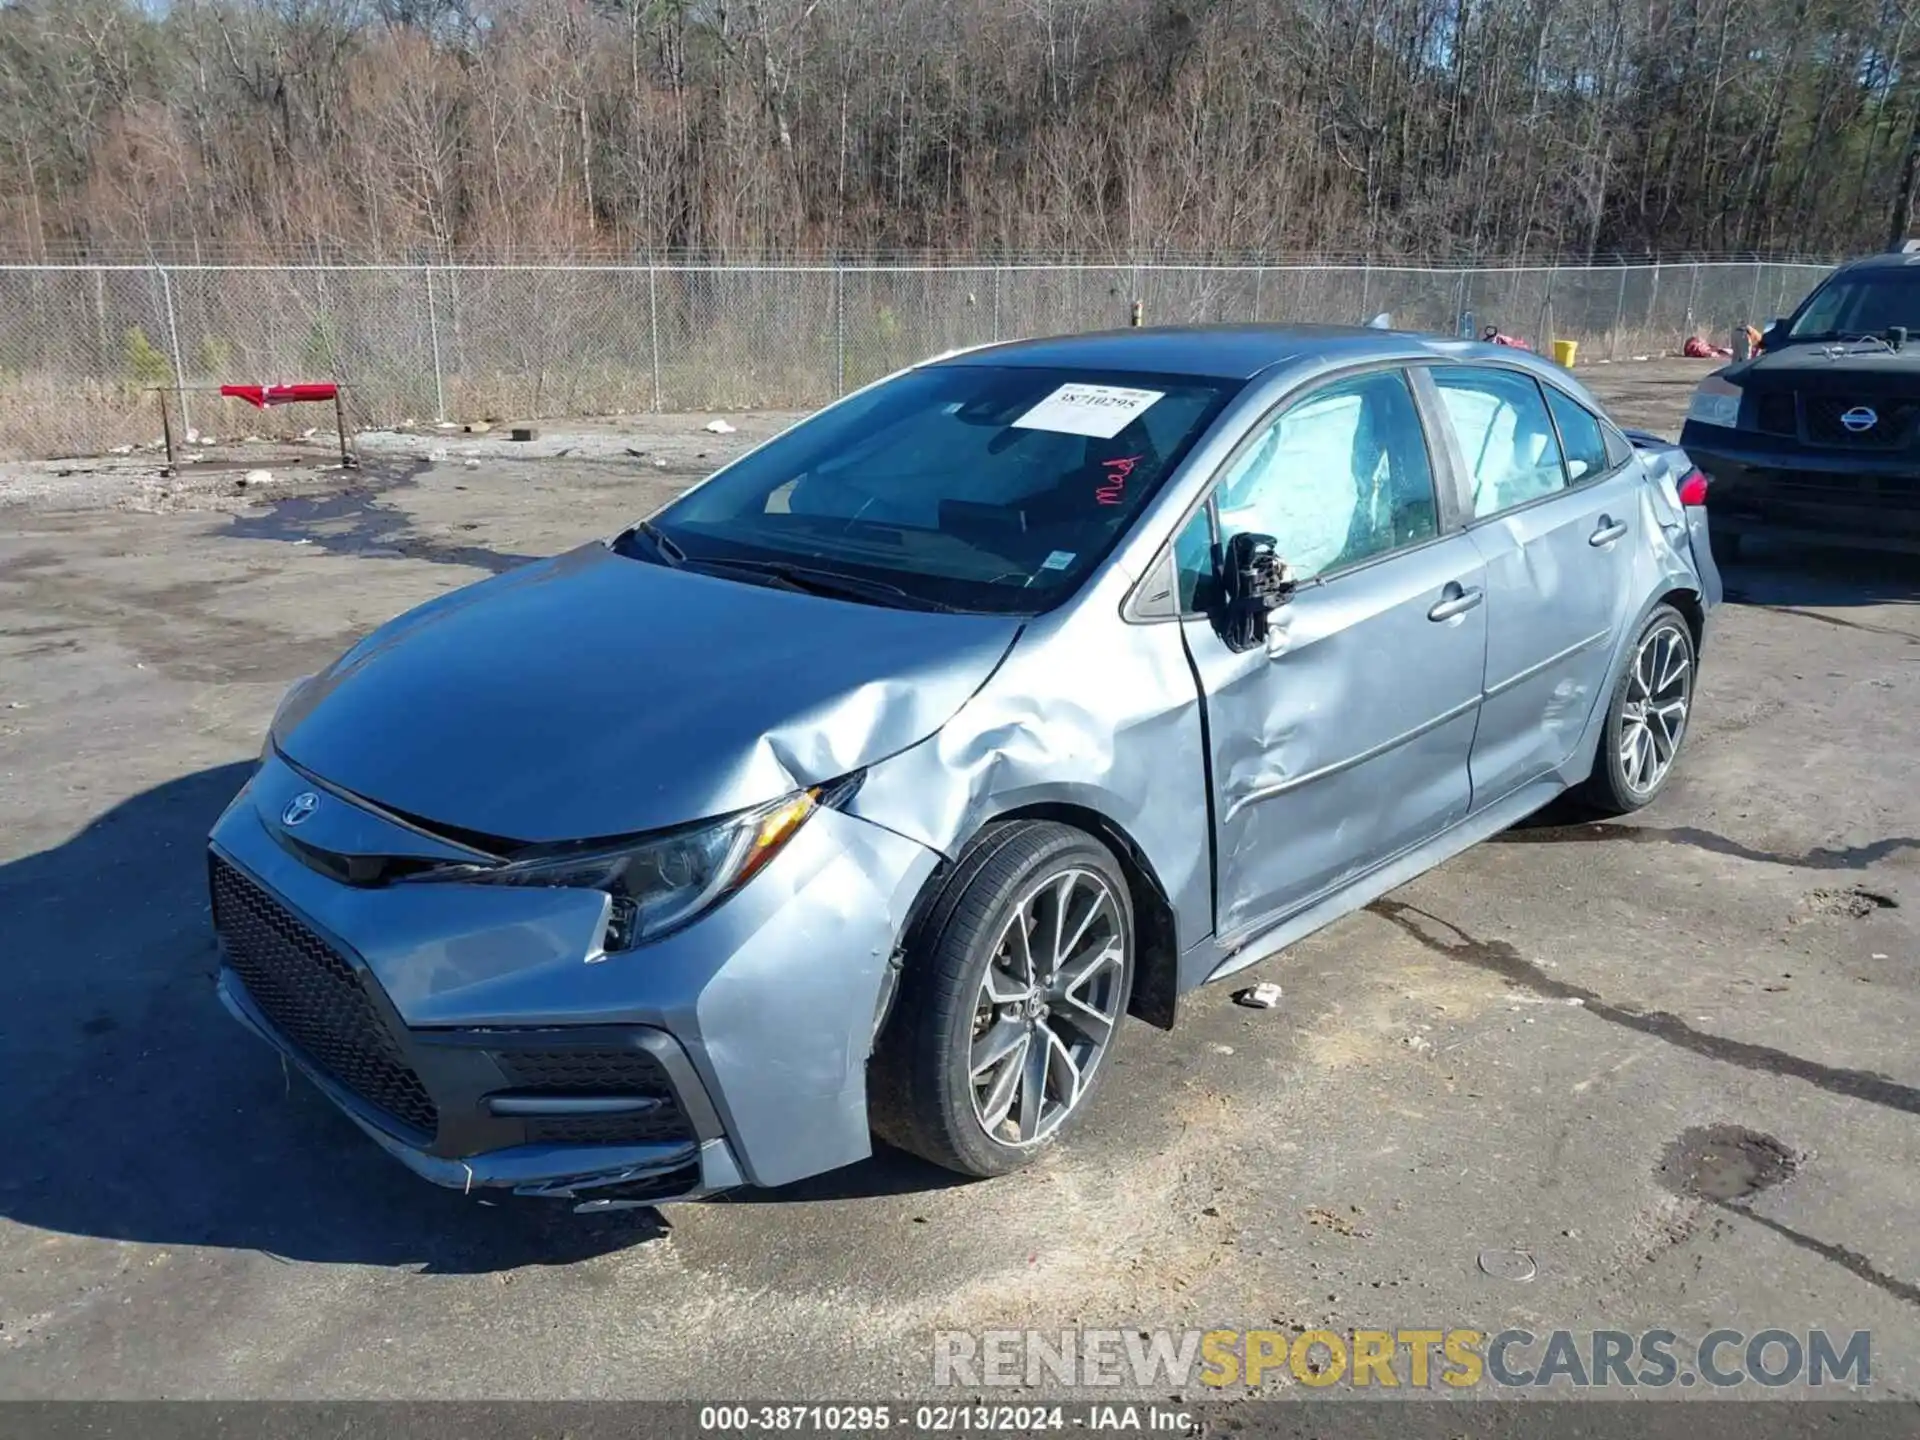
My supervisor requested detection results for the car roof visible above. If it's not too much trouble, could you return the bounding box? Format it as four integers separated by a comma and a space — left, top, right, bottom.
1833, 251, 1920, 276
932, 324, 1424, 379
928, 322, 1578, 387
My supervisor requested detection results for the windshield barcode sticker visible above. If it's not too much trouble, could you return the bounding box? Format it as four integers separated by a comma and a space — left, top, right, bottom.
1011, 384, 1165, 439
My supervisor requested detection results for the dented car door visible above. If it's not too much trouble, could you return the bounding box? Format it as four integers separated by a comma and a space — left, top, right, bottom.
1176, 367, 1490, 944
1426, 365, 1642, 803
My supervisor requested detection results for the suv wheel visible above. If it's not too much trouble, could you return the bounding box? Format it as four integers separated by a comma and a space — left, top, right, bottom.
870, 822, 1134, 1178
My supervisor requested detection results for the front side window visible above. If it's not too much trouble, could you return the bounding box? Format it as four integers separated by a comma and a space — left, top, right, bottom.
639, 365, 1239, 614
1430, 366, 1566, 519
1211, 370, 1438, 584
1173, 506, 1215, 612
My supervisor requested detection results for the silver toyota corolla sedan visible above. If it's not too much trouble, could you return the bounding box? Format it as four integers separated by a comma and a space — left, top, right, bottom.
209, 325, 1721, 1205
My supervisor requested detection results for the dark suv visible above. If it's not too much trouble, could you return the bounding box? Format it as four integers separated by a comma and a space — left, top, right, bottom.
1679, 249, 1920, 558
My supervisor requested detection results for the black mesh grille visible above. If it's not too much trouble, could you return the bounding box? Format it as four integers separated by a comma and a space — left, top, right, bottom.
1755, 392, 1797, 437
495, 1049, 678, 1094
493, 1048, 695, 1146
211, 855, 438, 1137
1803, 396, 1918, 449
525, 1111, 694, 1145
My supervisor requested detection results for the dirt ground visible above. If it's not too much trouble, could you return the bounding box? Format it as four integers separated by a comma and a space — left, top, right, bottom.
3, 354, 1918, 1403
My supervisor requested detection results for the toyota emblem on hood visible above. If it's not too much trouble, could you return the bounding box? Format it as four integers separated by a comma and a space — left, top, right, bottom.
282, 791, 320, 827
1840, 406, 1879, 432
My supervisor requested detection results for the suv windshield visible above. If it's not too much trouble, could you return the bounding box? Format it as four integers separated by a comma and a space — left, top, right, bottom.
1787, 269, 1920, 340
628, 364, 1239, 613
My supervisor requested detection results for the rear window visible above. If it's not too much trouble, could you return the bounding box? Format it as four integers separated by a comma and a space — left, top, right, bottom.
650, 365, 1240, 614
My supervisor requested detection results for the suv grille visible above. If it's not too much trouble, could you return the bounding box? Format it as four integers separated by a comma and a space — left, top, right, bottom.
211, 856, 438, 1137
1754, 392, 1797, 437
493, 1048, 695, 1146
1802, 396, 1918, 449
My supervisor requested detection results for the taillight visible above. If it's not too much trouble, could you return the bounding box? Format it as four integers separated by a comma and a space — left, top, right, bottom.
1677, 468, 1709, 506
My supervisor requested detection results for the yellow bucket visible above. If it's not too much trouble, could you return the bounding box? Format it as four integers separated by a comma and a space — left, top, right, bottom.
1551, 339, 1579, 368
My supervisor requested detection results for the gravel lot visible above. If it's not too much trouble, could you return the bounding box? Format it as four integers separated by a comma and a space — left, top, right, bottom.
2, 357, 1917, 1401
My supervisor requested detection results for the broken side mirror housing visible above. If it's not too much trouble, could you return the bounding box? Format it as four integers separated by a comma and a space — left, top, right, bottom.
1219, 531, 1294, 653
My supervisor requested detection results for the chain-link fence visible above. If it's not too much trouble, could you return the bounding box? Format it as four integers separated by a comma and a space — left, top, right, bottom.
0, 260, 1833, 459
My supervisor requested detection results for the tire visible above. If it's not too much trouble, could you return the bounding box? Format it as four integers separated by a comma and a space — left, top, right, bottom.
869, 821, 1135, 1178
1581, 603, 1696, 816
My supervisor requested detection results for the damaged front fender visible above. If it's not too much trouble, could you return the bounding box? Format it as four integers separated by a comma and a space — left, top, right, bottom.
848, 566, 1215, 994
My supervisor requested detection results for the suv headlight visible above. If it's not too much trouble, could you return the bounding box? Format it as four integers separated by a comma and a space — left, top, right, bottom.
1686, 376, 1742, 429
404, 788, 823, 951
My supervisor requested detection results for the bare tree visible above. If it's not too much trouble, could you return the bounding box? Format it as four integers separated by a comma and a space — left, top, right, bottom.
0, 0, 1913, 260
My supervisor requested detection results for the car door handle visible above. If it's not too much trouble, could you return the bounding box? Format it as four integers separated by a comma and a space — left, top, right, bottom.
1427, 584, 1484, 622
1589, 517, 1629, 546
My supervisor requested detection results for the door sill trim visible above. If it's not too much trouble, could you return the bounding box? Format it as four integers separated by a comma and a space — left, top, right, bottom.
1195, 775, 1566, 989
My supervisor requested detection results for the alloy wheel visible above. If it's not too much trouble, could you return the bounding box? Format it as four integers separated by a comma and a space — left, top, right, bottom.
968, 868, 1127, 1146
1619, 621, 1691, 795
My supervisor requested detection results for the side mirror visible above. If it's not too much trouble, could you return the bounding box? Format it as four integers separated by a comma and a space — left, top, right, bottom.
1761, 318, 1788, 351
1219, 532, 1295, 653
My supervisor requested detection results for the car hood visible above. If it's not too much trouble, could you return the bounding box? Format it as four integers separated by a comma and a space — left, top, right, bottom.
274, 543, 1021, 843
1733, 344, 1920, 391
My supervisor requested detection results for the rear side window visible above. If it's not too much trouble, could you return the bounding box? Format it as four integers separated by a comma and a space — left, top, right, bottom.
1430, 367, 1566, 520
1603, 423, 1634, 469
1544, 388, 1611, 483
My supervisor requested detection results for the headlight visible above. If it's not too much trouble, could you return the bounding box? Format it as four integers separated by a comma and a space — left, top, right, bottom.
407, 788, 823, 952
1686, 377, 1742, 429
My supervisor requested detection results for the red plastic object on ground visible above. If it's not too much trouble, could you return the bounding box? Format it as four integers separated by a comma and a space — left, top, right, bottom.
1682, 336, 1733, 359
1481, 326, 1532, 350
218, 382, 340, 408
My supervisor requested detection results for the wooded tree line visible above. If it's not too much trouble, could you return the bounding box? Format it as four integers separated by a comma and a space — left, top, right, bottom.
1, 0, 1915, 262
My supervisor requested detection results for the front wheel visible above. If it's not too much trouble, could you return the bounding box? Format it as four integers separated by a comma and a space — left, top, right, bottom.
869, 822, 1135, 1178
1582, 603, 1695, 815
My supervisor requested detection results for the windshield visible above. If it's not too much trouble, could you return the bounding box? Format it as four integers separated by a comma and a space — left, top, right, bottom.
630, 364, 1240, 614
1787, 271, 1920, 340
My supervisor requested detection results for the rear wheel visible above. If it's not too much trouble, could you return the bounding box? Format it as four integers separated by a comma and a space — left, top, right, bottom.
869, 822, 1134, 1178
1582, 604, 1695, 816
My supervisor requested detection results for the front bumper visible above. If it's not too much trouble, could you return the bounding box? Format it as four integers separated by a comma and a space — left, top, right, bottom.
217, 967, 732, 1200
1681, 423, 1920, 551
209, 755, 943, 1197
